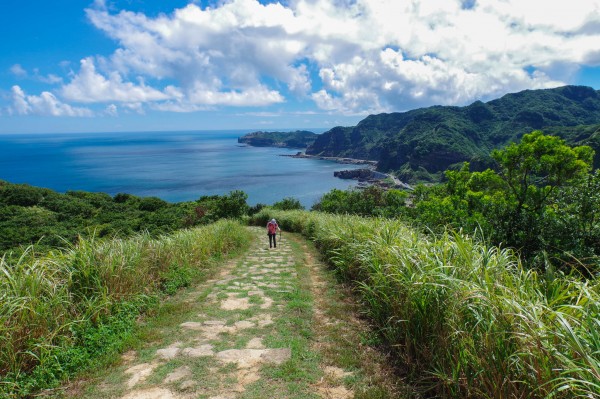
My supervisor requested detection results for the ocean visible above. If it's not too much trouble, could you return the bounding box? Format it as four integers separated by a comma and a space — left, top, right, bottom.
0, 130, 361, 208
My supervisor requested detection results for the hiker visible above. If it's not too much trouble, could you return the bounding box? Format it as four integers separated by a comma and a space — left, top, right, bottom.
267, 218, 280, 248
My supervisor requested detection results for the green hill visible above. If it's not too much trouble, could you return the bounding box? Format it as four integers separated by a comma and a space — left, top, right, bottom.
238, 130, 317, 148
306, 85, 600, 180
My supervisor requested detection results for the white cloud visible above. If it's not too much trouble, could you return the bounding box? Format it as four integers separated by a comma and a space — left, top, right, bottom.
11, 0, 596, 119
10, 64, 27, 78
61, 58, 171, 103
9, 86, 93, 117
305, 0, 599, 112
122, 102, 145, 114
9, 65, 63, 85
77, 0, 600, 115
104, 103, 118, 116
33, 69, 63, 85
10, 86, 31, 114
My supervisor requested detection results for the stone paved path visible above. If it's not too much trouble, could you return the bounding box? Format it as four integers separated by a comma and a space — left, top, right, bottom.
68, 227, 361, 399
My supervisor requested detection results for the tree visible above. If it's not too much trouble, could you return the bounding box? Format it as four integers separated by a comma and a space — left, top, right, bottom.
272, 197, 304, 211
411, 132, 596, 269
490, 131, 593, 258
491, 131, 593, 214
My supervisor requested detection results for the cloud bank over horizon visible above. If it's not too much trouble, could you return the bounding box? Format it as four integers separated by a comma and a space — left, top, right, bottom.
5, 0, 600, 121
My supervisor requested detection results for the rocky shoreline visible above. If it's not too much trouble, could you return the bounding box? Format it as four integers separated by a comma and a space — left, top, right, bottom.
334, 168, 413, 190
281, 152, 412, 190
280, 152, 378, 166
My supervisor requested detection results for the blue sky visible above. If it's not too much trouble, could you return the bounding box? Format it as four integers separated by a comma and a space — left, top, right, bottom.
1, 0, 600, 134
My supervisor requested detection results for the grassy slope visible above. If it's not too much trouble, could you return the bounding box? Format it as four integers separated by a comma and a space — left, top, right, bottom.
0, 220, 252, 398
251, 209, 600, 398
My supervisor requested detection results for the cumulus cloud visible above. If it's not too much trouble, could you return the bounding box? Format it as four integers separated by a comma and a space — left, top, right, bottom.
74, 0, 600, 115
11, 0, 595, 118
9, 86, 93, 117
83, 1, 296, 107
61, 58, 171, 103
306, 0, 599, 112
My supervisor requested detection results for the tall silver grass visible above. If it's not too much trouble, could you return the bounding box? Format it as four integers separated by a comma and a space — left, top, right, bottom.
254, 210, 600, 398
0, 220, 249, 380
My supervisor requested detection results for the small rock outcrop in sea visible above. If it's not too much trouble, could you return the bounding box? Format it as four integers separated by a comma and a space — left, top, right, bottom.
334, 169, 374, 180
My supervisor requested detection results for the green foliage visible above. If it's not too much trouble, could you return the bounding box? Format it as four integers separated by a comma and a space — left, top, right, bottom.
248, 203, 267, 215
313, 186, 407, 218
138, 196, 168, 212
0, 182, 251, 256
272, 197, 304, 211
307, 85, 600, 181
238, 130, 317, 148
492, 130, 592, 213
411, 132, 598, 271
0, 220, 251, 397
250, 209, 600, 398
190, 190, 250, 225
543, 123, 600, 168
160, 264, 194, 295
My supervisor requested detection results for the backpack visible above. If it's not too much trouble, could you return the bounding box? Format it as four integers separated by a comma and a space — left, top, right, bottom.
268, 222, 278, 234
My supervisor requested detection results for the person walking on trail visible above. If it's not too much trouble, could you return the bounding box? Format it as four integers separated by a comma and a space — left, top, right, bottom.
267, 218, 280, 248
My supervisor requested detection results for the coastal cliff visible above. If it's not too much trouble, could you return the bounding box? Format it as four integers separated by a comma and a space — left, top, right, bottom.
306, 85, 600, 181
238, 130, 318, 148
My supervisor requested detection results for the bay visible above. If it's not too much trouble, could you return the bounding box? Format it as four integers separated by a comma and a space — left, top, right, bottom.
0, 130, 360, 208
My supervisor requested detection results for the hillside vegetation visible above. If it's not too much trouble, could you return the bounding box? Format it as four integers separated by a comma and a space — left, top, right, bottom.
0, 220, 251, 397
0, 181, 249, 256
2, 102, 600, 397
312, 131, 600, 273
306, 85, 600, 181
237, 130, 317, 148
251, 209, 600, 398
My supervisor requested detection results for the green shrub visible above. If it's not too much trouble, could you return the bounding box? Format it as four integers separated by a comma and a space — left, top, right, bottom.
250, 209, 600, 398
272, 197, 304, 210
0, 181, 253, 256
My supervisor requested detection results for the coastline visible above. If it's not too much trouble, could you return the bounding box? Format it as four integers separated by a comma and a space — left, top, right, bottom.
281, 152, 413, 190
280, 152, 378, 167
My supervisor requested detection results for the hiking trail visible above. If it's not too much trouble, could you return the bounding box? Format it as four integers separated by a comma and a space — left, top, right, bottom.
60, 227, 399, 399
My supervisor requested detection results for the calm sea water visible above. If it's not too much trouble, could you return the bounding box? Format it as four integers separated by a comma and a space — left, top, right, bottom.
0, 130, 360, 208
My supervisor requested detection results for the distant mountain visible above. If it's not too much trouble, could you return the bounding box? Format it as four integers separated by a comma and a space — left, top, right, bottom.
306, 86, 600, 181
543, 123, 600, 169
238, 130, 318, 148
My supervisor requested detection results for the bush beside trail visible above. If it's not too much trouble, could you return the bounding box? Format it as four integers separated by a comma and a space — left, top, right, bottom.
0, 220, 251, 398
0, 181, 250, 257
251, 209, 600, 398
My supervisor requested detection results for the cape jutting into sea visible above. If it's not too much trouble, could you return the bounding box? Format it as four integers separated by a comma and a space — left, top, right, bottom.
0, 130, 361, 208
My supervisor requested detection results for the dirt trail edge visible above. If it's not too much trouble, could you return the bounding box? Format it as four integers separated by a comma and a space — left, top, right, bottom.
61, 227, 403, 399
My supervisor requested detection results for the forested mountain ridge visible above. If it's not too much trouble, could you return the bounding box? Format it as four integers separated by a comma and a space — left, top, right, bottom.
238, 130, 317, 148
306, 85, 600, 180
